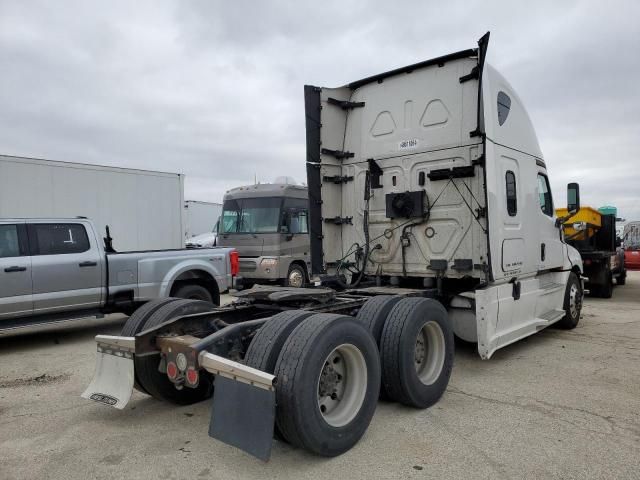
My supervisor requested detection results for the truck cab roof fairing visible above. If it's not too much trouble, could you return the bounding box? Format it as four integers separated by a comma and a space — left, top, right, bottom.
481, 64, 543, 160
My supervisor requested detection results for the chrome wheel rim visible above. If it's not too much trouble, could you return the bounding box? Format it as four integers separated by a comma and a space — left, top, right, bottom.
569, 283, 580, 318
414, 321, 446, 385
316, 344, 367, 427
288, 269, 304, 288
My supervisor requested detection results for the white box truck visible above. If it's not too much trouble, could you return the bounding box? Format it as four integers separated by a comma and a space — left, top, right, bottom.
0, 155, 184, 251
183, 200, 222, 242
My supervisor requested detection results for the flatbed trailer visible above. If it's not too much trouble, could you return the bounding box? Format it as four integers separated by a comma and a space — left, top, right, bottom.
557, 208, 626, 297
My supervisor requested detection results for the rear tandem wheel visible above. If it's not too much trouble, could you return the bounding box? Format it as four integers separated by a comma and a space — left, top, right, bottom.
273, 313, 381, 457
134, 299, 217, 404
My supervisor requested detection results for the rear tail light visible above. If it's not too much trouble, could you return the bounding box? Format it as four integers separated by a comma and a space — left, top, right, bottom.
230, 249, 240, 277
167, 361, 178, 380
186, 368, 199, 386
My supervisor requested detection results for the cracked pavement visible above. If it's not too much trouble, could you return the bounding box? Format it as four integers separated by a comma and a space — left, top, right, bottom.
1, 279, 639, 479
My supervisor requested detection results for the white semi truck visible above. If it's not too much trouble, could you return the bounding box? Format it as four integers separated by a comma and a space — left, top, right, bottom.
82, 33, 584, 460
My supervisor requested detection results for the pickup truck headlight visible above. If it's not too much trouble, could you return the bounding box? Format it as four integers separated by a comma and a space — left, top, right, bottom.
260, 258, 278, 267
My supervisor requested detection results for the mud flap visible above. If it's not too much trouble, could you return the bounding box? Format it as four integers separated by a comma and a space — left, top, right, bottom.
208, 375, 276, 461
81, 336, 135, 409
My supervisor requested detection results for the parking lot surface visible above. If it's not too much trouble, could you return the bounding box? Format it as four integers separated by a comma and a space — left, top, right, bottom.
1, 280, 639, 479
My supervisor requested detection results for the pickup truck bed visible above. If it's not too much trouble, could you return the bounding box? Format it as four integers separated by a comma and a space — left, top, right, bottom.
0, 218, 238, 330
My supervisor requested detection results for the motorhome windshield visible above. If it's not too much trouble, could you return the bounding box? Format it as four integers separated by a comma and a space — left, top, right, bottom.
221, 197, 282, 234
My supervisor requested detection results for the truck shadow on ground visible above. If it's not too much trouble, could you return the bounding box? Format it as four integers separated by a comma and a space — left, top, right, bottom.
0, 316, 126, 354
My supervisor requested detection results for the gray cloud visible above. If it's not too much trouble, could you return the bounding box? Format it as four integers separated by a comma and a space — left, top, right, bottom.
1, 0, 639, 223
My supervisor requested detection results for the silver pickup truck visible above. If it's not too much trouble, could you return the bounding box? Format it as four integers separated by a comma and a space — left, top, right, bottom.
0, 218, 238, 331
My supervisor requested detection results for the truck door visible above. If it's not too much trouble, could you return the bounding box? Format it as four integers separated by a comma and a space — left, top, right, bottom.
0, 222, 32, 319
29, 222, 103, 314
283, 198, 311, 260
536, 172, 564, 270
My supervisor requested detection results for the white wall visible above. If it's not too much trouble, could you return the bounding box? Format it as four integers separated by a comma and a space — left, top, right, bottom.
0, 155, 184, 251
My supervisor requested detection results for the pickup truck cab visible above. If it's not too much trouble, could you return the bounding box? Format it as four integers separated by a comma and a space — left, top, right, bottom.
0, 218, 238, 330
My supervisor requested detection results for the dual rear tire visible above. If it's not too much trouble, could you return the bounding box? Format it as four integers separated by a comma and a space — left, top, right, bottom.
121, 298, 216, 404
244, 297, 454, 456
245, 312, 380, 457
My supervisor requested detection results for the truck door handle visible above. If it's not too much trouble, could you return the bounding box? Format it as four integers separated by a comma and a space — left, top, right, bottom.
4, 266, 26, 273
541, 243, 546, 261
79, 261, 98, 267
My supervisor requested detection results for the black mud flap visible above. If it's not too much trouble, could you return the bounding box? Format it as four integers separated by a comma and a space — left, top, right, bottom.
208, 375, 276, 461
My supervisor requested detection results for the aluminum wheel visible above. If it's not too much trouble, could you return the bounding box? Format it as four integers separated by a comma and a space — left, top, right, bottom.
316, 344, 368, 427
569, 282, 580, 318
414, 321, 446, 386
288, 267, 305, 288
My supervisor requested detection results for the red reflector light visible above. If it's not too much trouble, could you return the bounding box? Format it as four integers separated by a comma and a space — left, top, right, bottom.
230, 249, 240, 277
186, 368, 199, 385
167, 361, 178, 380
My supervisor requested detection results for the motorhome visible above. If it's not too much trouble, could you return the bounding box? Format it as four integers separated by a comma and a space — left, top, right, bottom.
217, 182, 311, 288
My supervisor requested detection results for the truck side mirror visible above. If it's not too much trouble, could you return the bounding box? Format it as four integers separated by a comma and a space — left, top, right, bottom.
567, 182, 580, 214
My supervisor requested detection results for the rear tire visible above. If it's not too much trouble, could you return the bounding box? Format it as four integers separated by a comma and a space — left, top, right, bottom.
356, 295, 402, 345
244, 310, 315, 374
617, 271, 626, 285
601, 273, 613, 299
557, 272, 582, 329
121, 297, 182, 394
135, 299, 216, 404
173, 284, 217, 305
244, 310, 315, 442
379, 298, 454, 409
274, 313, 380, 457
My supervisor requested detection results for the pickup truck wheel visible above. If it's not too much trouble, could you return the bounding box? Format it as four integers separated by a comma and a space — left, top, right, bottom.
274, 313, 380, 456
380, 298, 454, 409
121, 298, 182, 394
557, 272, 582, 329
136, 299, 216, 404
617, 271, 626, 285
173, 284, 216, 304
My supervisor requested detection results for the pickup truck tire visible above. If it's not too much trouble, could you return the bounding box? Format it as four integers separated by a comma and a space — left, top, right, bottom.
135, 299, 216, 405
379, 298, 454, 409
274, 313, 380, 457
617, 271, 626, 285
173, 284, 216, 304
557, 272, 582, 329
356, 295, 402, 345
121, 297, 182, 394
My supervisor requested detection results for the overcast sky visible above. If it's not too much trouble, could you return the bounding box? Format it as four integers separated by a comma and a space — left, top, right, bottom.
1, 1, 639, 222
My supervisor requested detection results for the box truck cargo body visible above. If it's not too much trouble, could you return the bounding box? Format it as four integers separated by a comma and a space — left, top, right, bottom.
184, 200, 222, 239
0, 155, 184, 251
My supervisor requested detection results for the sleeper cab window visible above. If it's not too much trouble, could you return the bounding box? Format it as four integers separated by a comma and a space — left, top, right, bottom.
505, 171, 517, 216
537, 174, 554, 217
497, 91, 511, 126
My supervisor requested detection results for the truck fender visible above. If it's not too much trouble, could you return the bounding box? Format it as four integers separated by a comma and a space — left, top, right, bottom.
159, 259, 224, 298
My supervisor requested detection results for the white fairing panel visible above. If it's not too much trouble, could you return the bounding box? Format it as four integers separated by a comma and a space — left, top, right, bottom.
317, 55, 488, 279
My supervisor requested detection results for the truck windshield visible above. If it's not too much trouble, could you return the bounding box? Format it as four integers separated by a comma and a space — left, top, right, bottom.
221, 197, 282, 233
